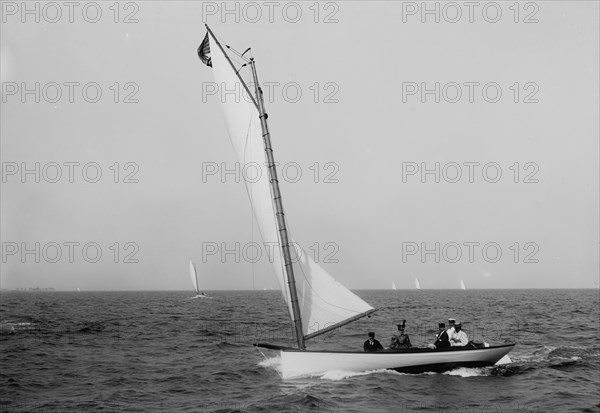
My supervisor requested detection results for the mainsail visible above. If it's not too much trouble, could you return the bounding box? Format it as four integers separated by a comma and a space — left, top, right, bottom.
460, 280, 467, 290
189, 260, 199, 294
392, 282, 397, 290
202, 28, 374, 343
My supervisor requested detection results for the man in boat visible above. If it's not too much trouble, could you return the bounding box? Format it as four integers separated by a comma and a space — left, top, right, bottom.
449, 321, 469, 347
389, 320, 412, 349
428, 322, 450, 349
363, 332, 383, 352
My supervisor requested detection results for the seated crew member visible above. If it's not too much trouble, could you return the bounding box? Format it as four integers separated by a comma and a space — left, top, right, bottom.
449, 321, 469, 347
364, 332, 384, 352
446, 318, 456, 341
390, 320, 412, 349
428, 322, 450, 349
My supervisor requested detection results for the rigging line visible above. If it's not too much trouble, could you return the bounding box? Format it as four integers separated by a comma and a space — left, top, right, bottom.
227, 44, 252, 62
212, 31, 250, 62
212, 31, 253, 82
238, 70, 257, 293
230, 53, 249, 67
238, 96, 286, 298
224, 46, 253, 70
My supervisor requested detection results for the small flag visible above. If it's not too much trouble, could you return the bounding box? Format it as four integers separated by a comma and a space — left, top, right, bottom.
198, 33, 212, 67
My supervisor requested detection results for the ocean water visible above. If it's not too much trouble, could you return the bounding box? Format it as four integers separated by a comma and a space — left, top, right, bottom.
1, 289, 598, 413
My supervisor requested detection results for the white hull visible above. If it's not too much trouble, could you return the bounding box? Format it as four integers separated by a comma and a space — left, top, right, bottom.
280, 345, 514, 379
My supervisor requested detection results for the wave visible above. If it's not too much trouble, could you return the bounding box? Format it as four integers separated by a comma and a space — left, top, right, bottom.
0, 322, 37, 333
442, 367, 487, 377
490, 344, 598, 375
215, 341, 246, 349
256, 359, 514, 381
75, 321, 106, 333
209, 370, 244, 382
319, 368, 403, 380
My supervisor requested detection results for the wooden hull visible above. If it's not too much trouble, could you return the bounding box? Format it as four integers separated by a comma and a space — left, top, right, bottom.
280, 344, 514, 379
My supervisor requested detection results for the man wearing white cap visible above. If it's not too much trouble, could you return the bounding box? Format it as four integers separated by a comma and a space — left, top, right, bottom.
449, 321, 469, 347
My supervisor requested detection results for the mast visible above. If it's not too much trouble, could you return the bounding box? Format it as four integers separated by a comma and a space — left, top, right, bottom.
249, 58, 306, 350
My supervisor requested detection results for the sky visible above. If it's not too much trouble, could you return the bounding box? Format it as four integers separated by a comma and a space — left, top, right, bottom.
1, 1, 598, 291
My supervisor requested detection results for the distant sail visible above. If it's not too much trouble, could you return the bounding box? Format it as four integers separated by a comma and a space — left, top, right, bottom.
189, 260, 200, 294
415, 278, 421, 290
391, 282, 397, 290
460, 280, 466, 290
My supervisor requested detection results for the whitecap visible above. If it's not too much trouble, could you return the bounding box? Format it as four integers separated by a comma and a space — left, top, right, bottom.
442, 367, 486, 377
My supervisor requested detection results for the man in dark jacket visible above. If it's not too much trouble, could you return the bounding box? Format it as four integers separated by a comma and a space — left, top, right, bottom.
428, 322, 450, 349
434, 322, 450, 348
363, 332, 384, 352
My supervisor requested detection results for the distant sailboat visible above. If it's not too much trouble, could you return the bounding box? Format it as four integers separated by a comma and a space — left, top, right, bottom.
460, 280, 467, 290
391, 282, 397, 290
199, 25, 513, 379
189, 260, 211, 299
414, 278, 421, 290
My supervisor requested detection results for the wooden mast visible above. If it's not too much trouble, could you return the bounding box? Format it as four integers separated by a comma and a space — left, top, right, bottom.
249, 57, 306, 350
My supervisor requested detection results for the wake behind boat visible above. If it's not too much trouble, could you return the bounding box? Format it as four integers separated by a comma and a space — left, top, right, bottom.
197, 26, 514, 379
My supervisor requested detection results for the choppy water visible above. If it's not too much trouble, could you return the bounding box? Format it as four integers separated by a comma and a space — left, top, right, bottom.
1, 289, 598, 412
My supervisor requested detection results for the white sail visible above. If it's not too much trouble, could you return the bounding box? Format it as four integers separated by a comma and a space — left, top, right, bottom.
189, 260, 199, 294
460, 280, 466, 290
414, 278, 421, 290
391, 282, 397, 290
207, 32, 373, 339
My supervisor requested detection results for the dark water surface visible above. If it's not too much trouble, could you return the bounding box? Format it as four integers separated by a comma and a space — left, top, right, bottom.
1, 290, 598, 412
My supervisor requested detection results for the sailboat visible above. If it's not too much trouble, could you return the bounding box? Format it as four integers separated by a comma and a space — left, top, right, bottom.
198, 26, 514, 379
414, 278, 421, 290
391, 282, 397, 290
460, 280, 467, 290
189, 260, 211, 299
